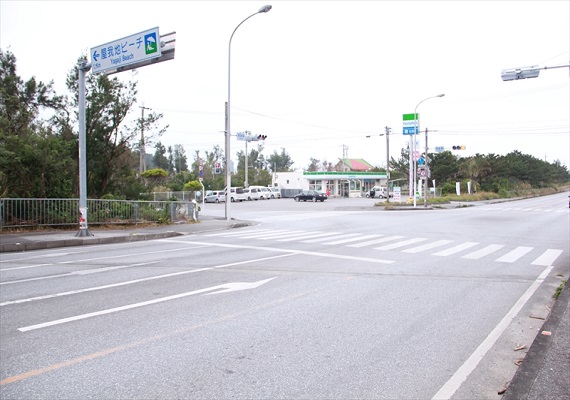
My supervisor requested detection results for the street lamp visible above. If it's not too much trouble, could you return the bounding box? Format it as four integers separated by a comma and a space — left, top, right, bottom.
225, 5, 272, 223
413, 93, 445, 208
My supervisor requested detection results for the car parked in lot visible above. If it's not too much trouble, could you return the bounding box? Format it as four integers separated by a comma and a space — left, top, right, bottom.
249, 186, 271, 200
227, 187, 246, 202
293, 190, 327, 202
366, 186, 392, 199
244, 187, 261, 201
269, 187, 281, 199
204, 191, 226, 203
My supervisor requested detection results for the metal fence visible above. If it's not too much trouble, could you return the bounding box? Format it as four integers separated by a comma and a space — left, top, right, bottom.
0, 198, 198, 229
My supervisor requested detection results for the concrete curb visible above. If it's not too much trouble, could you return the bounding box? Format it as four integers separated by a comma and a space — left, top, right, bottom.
502, 283, 569, 399
0, 231, 183, 253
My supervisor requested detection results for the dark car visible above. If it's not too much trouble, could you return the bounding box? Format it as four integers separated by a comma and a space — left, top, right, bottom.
294, 190, 327, 202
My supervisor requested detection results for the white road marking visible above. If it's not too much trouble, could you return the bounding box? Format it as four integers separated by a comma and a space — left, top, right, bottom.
302, 233, 361, 243
462, 244, 505, 260
258, 231, 308, 239
205, 229, 274, 237
1, 262, 159, 285
531, 249, 564, 266
278, 232, 340, 242
0, 263, 54, 272
403, 240, 454, 254
432, 265, 554, 400
323, 234, 382, 245
495, 246, 533, 263
375, 238, 427, 251
347, 235, 405, 248
18, 278, 277, 332
432, 242, 479, 256
3, 254, 293, 307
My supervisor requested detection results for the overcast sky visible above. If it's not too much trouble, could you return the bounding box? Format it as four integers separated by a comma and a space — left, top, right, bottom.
1, 1, 569, 171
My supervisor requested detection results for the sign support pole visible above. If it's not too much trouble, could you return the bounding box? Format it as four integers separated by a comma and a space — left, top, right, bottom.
76, 60, 93, 237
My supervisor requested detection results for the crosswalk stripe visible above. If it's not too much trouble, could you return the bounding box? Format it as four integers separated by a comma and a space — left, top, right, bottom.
462, 244, 505, 260
236, 229, 293, 239
495, 246, 533, 263
278, 232, 339, 242
302, 233, 361, 243
205, 229, 274, 237
531, 249, 564, 266
403, 240, 454, 254
258, 230, 307, 240
323, 234, 382, 245
433, 242, 479, 256
375, 238, 427, 251
348, 236, 405, 248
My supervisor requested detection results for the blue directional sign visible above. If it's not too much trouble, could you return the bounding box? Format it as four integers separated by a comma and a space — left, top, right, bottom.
91, 28, 161, 74
435, 146, 445, 153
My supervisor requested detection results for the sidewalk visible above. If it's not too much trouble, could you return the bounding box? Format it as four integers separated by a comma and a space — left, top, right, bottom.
0, 215, 252, 253
0, 214, 568, 400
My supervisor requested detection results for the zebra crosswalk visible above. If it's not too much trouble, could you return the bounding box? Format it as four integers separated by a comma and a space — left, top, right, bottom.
205, 228, 565, 266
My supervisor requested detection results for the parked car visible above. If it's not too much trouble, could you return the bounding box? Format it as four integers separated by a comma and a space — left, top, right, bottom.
245, 187, 261, 201
269, 187, 281, 199
226, 187, 246, 202
294, 190, 327, 202
249, 186, 271, 200
366, 186, 391, 199
204, 191, 226, 203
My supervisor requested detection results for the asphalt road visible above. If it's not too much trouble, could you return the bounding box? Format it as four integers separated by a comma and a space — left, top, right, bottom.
1, 193, 568, 399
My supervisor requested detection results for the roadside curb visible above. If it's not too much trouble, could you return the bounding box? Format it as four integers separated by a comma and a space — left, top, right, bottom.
0, 231, 184, 253
502, 283, 569, 399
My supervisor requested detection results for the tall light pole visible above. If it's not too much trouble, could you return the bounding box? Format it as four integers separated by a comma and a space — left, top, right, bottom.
225, 5, 272, 223
413, 93, 445, 207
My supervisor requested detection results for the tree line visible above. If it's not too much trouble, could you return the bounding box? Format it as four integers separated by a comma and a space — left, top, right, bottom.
1, 49, 567, 200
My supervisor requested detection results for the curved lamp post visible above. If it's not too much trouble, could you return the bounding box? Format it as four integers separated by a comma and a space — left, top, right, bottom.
225, 5, 272, 223
413, 93, 445, 208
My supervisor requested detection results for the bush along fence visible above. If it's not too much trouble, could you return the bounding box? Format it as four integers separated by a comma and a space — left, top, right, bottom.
0, 198, 198, 230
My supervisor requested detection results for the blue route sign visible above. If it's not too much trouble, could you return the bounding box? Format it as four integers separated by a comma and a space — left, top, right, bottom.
91, 28, 161, 74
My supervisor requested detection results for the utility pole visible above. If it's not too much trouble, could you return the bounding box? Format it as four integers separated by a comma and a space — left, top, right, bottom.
245, 130, 250, 188
139, 105, 152, 175
385, 126, 391, 201
424, 127, 429, 207
341, 144, 349, 171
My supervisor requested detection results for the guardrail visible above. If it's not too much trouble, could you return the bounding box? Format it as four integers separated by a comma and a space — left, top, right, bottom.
0, 198, 197, 229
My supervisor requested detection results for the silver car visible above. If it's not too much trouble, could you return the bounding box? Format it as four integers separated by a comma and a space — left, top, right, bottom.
204, 191, 226, 203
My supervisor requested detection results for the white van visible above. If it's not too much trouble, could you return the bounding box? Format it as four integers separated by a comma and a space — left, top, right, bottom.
249, 186, 271, 200
226, 187, 246, 202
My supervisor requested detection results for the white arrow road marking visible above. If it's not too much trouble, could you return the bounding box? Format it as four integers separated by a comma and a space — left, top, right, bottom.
204, 278, 276, 295
2, 254, 293, 307
18, 278, 276, 332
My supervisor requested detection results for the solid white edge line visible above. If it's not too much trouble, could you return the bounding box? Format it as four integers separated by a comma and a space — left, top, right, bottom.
431, 264, 554, 400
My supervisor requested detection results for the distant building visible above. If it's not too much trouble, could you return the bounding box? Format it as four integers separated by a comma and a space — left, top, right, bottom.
271, 158, 388, 198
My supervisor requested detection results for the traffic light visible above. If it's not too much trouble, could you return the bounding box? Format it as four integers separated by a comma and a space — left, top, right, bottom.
501, 66, 540, 81
257, 135, 267, 141
452, 145, 466, 150
214, 162, 221, 174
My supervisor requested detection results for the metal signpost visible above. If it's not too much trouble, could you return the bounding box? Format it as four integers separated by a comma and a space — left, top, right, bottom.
75, 28, 175, 236
403, 113, 418, 203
